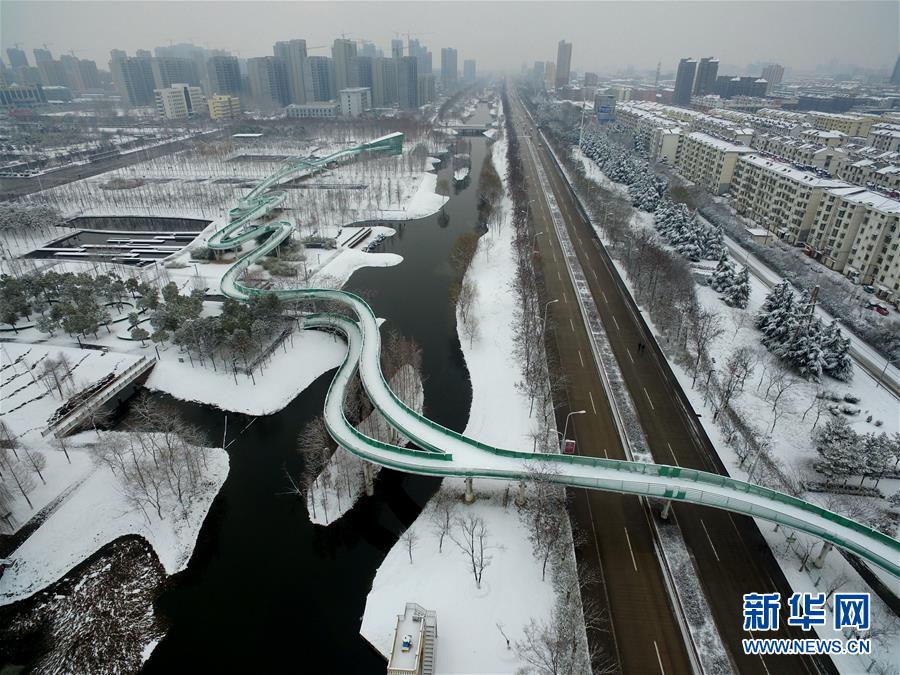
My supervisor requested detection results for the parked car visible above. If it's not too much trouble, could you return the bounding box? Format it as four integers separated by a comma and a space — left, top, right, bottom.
874, 304, 889, 316
862, 284, 876, 294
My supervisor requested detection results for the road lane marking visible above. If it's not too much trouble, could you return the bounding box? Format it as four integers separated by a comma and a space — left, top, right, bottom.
569, 318, 575, 332
666, 441, 680, 467
627, 350, 634, 364
643, 387, 655, 410
592, 268, 599, 280
700, 519, 721, 562
562, 291, 568, 304
601, 291, 608, 304
611, 316, 620, 331
589, 390, 597, 414
578, 349, 584, 367
623, 527, 638, 572
557, 270, 562, 281
653, 641, 666, 675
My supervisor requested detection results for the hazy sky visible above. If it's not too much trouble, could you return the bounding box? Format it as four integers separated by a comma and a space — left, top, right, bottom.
2, 1, 897, 75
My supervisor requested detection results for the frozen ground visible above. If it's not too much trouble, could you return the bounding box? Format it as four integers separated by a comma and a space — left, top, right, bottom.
0, 432, 228, 606
361, 134, 577, 673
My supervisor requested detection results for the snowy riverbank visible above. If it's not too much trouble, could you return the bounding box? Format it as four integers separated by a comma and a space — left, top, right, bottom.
361, 131, 585, 673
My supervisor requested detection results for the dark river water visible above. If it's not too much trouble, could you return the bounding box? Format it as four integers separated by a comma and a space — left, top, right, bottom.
142, 104, 494, 673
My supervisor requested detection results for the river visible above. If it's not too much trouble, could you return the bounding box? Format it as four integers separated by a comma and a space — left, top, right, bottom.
142, 103, 494, 672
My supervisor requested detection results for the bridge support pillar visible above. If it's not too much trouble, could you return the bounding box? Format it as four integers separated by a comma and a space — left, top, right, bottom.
363, 462, 375, 497
660, 500, 672, 521
464, 477, 475, 504
814, 541, 833, 569
515, 481, 526, 507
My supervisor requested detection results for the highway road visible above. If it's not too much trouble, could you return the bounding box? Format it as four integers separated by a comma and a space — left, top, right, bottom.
509, 89, 832, 675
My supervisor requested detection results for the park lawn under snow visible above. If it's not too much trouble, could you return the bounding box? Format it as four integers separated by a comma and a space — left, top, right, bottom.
0, 432, 228, 605
361, 137, 563, 674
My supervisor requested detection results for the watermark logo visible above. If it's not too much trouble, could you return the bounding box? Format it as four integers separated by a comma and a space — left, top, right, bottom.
741, 592, 872, 656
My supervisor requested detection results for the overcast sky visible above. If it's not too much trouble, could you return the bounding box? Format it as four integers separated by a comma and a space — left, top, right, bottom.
3, 1, 897, 75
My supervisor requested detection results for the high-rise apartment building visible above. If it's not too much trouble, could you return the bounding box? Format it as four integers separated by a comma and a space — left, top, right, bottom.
673, 58, 697, 106
247, 56, 289, 109
408, 39, 432, 77
151, 57, 200, 90
693, 57, 719, 95
6, 48, 28, 68
109, 50, 155, 107
33, 48, 53, 63
555, 40, 572, 88
391, 39, 404, 60
207, 55, 242, 96
397, 56, 418, 110
307, 56, 335, 102
354, 56, 374, 91
463, 59, 476, 83
533, 61, 545, 86
441, 47, 458, 89
371, 57, 397, 107
545, 62, 556, 89
761, 63, 785, 93
274, 39, 310, 105
418, 73, 436, 104
332, 39, 358, 92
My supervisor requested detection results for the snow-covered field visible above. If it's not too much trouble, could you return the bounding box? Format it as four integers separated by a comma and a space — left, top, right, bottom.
1, 342, 142, 440
361, 134, 581, 673
0, 432, 228, 605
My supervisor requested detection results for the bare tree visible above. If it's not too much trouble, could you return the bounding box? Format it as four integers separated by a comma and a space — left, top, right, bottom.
520, 462, 568, 581
429, 489, 457, 553
764, 366, 799, 432
451, 514, 493, 589
713, 346, 754, 421
690, 308, 724, 386
401, 527, 419, 564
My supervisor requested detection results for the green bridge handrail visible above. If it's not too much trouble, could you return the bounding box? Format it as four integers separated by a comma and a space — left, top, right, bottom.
206, 132, 900, 578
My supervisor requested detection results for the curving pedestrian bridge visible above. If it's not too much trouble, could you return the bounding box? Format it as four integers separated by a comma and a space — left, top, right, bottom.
208, 133, 900, 578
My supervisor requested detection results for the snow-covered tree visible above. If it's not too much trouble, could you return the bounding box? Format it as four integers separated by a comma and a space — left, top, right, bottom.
813, 417, 861, 482
710, 251, 734, 292
724, 266, 750, 309
785, 317, 825, 381
820, 320, 853, 382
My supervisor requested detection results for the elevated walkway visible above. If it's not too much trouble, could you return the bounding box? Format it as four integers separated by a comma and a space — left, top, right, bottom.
206, 133, 900, 579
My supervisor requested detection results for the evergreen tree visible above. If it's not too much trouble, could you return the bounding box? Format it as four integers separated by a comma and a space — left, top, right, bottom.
724, 266, 751, 309
759, 284, 798, 356
786, 317, 824, 381
862, 433, 892, 486
756, 281, 793, 330
813, 416, 860, 482
710, 251, 734, 292
820, 320, 853, 382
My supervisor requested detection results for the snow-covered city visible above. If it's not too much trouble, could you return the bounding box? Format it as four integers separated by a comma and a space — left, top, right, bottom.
1, 2, 899, 674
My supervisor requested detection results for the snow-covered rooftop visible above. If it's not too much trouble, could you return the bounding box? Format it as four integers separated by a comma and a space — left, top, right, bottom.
826, 186, 900, 215
740, 154, 851, 188
686, 131, 752, 153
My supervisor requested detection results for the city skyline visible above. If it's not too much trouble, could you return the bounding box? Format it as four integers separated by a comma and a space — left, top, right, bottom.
3, 1, 897, 76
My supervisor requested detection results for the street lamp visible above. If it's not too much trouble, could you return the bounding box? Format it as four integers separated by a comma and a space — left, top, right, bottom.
542, 298, 558, 334
560, 409, 586, 453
